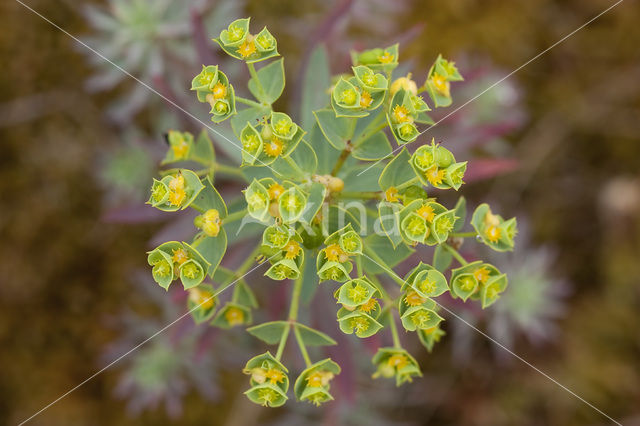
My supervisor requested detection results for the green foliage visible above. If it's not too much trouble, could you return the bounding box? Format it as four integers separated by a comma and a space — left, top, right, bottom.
142, 17, 518, 409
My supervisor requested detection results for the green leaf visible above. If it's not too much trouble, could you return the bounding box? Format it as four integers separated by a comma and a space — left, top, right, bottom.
294, 323, 337, 346
433, 245, 453, 272
230, 105, 271, 139
233, 281, 258, 308
362, 234, 413, 274
299, 183, 326, 224
377, 202, 403, 248
272, 139, 318, 180
452, 196, 467, 231
378, 147, 416, 190
352, 131, 391, 161
301, 44, 330, 130
308, 123, 341, 175
194, 230, 227, 277
192, 129, 215, 165
248, 58, 285, 104
191, 177, 228, 217
314, 109, 356, 150
246, 321, 289, 344
300, 250, 319, 304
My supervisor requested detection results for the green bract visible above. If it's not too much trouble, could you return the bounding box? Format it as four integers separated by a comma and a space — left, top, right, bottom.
335, 277, 380, 309
143, 17, 517, 408
351, 44, 399, 72
147, 241, 211, 290
337, 308, 383, 338
294, 359, 341, 406
187, 284, 218, 324
147, 170, 204, 212
372, 347, 422, 386
471, 203, 518, 251
215, 18, 279, 63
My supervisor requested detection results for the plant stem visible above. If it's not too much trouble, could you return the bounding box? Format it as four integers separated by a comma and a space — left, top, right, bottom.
333, 191, 381, 200
331, 145, 351, 176
352, 120, 388, 147
284, 258, 308, 364
236, 245, 263, 276
387, 308, 402, 349
367, 273, 392, 302
294, 325, 312, 367
364, 247, 406, 287
275, 324, 291, 361
214, 162, 246, 180
442, 243, 468, 266
288, 264, 305, 321
395, 176, 420, 190
223, 208, 248, 224
246, 63, 266, 99
284, 155, 306, 177
450, 231, 477, 238
235, 96, 263, 108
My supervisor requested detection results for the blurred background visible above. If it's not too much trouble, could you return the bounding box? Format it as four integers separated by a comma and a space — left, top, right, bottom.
1, 0, 639, 424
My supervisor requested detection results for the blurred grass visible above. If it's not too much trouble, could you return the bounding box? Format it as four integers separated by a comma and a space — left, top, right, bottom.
1, 0, 639, 425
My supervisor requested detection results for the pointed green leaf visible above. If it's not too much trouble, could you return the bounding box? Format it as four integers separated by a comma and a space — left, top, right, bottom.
246, 321, 289, 344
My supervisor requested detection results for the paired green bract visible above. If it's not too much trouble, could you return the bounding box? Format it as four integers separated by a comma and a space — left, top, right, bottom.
143, 17, 517, 408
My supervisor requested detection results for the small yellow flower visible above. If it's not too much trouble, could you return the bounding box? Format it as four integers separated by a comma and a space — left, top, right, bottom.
359, 90, 373, 108
473, 266, 490, 283
224, 307, 245, 326
347, 283, 369, 304
188, 287, 215, 309
324, 244, 346, 262
425, 166, 445, 186
418, 278, 437, 294
263, 137, 284, 157
431, 72, 450, 97
169, 174, 185, 191
416, 204, 435, 222
202, 209, 221, 237
170, 134, 189, 159
172, 248, 189, 265
484, 211, 501, 227
387, 354, 408, 370
264, 368, 285, 385
340, 88, 357, 106
350, 316, 370, 333
361, 72, 378, 87
392, 105, 410, 123
268, 183, 285, 201
405, 291, 426, 307
168, 188, 186, 206
249, 367, 267, 384
385, 187, 400, 202
360, 298, 378, 314
411, 310, 431, 327
243, 134, 260, 153
377, 51, 394, 64
237, 40, 256, 58
283, 240, 301, 259
212, 82, 227, 99
485, 225, 501, 243
273, 119, 292, 136
306, 370, 334, 387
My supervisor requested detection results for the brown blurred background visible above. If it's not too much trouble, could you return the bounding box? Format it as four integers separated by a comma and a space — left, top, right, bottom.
1, 0, 639, 425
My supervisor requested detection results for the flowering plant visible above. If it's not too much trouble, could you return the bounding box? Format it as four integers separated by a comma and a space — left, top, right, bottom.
145, 17, 517, 407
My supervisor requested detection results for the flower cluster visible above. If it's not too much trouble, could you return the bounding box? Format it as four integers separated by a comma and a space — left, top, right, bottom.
191, 65, 236, 123
142, 17, 518, 408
